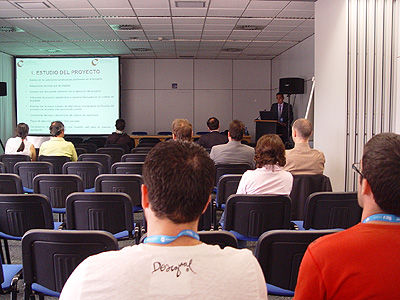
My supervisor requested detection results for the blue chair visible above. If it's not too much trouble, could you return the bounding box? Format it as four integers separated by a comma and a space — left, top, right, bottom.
255, 229, 341, 296
14, 161, 53, 193
0, 256, 22, 299
131, 131, 148, 135
22, 229, 118, 299
157, 131, 172, 135
224, 195, 291, 246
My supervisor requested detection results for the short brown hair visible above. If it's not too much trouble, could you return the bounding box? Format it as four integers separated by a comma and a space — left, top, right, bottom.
229, 120, 245, 141
115, 119, 125, 131
172, 119, 192, 141
143, 140, 215, 223
293, 118, 313, 139
255, 134, 286, 168
207, 117, 219, 130
362, 133, 400, 215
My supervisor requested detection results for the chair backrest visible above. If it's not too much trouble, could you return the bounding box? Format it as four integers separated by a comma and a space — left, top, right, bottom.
198, 231, 238, 248
0, 194, 54, 237
215, 164, 252, 186
225, 194, 292, 238
33, 174, 84, 209
121, 153, 147, 163
198, 202, 214, 231
38, 156, 70, 174
290, 174, 333, 220
14, 161, 54, 189
64, 136, 83, 145
75, 147, 87, 156
216, 174, 242, 207
96, 147, 124, 165
303, 192, 362, 229
254, 229, 341, 291
131, 131, 148, 135
66, 192, 133, 235
104, 143, 130, 154
111, 162, 143, 175
0, 162, 5, 173
78, 153, 112, 173
76, 143, 97, 153
22, 229, 118, 294
157, 131, 172, 135
0, 174, 23, 194
0, 154, 31, 173
131, 147, 152, 154
85, 137, 107, 148
95, 174, 143, 207
62, 162, 104, 189
138, 137, 160, 145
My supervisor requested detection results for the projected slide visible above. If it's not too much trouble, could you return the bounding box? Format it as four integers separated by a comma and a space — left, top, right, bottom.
16, 57, 120, 135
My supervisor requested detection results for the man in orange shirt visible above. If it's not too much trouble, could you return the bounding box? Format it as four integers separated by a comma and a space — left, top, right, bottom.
294, 133, 400, 300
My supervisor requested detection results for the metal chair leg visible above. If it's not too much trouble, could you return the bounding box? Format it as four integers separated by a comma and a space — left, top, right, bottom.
3, 239, 11, 264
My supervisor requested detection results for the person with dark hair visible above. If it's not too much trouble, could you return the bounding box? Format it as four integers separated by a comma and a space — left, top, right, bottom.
172, 118, 193, 141
294, 133, 400, 299
219, 134, 292, 227
210, 120, 255, 168
270, 93, 293, 143
5, 123, 36, 160
39, 121, 77, 161
60, 141, 268, 299
284, 118, 325, 174
197, 117, 228, 149
105, 118, 134, 152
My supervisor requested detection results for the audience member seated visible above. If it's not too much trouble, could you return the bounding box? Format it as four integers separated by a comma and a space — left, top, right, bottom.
5, 123, 36, 160
197, 117, 228, 149
284, 118, 325, 175
105, 119, 134, 152
172, 118, 193, 141
210, 120, 255, 168
294, 133, 400, 299
39, 121, 78, 161
220, 134, 293, 227
60, 141, 268, 299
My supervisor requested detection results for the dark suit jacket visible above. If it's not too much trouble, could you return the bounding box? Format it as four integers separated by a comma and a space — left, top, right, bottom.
105, 132, 134, 152
197, 131, 228, 149
271, 102, 293, 126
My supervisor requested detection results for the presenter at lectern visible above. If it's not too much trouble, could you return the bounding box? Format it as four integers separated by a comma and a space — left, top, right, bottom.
270, 92, 293, 144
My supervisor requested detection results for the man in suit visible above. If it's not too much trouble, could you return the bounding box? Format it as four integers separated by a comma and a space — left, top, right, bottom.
210, 120, 255, 168
270, 93, 293, 144
197, 117, 228, 149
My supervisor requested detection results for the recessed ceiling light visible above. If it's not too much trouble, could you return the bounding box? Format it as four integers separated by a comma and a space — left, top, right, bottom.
0, 26, 24, 32
234, 25, 266, 31
222, 48, 243, 53
110, 24, 142, 31
14, 2, 50, 9
131, 48, 151, 52
175, 1, 206, 8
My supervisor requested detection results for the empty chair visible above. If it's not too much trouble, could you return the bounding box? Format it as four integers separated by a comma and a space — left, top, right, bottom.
95, 174, 143, 212
290, 174, 333, 220
215, 163, 252, 186
0, 154, 31, 173
66, 192, 135, 240
111, 162, 143, 175
33, 174, 84, 215
0, 174, 23, 194
157, 131, 172, 135
104, 143, 130, 154
96, 147, 124, 165
63, 161, 104, 191
14, 161, 53, 193
0, 194, 55, 264
22, 229, 118, 299
75, 147, 87, 156
198, 231, 238, 249
132, 147, 153, 154
224, 195, 291, 243
121, 153, 147, 163
131, 131, 147, 135
302, 192, 362, 230
198, 201, 215, 231
0, 162, 5, 173
78, 153, 112, 173
38, 156, 70, 174
76, 142, 97, 153
196, 131, 209, 135
254, 229, 340, 296
137, 137, 160, 147
64, 136, 83, 145
0, 257, 22, 299
85, 137, 107, 148
216, 174, 242, 209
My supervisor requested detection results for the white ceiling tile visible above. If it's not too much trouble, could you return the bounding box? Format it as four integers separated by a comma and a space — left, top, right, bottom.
269, 18, 304, 27
242, 9, 280, 18
204, 24, 234, 30
202, 30, 231, 35
201, 35, 229, 41
173, 24, 203, 30
171, 8, 207, 17
39, 19, 76, 26
248, 41, 275, 47
60, 9, 100, 17
286, 1, 314, 11
134, 8, 171, 16
0, 2, 17, 9
23, 9, 65, 17
210, 0, 249, 9
97, 8, 136, 16
207, 9, 244, 17
247, 1, 289, 10
89, 0, 132, 8
0, 9, 30, 17
205, 17, 238, 25
281, 31, 313, 41
237, 18, 272, 26
114, 31, 146, 39
229, 30, 260, 38
224, 41, 249, 47
172, 17, 204, 24
103, 17, 139, 25
48, 0, 93, 9
265, 25, 295, 32
138, 17, 171, 24
142, 24, 171, 30
300, 19, 314, 27
277, 9, 314, 18
131, 0, 170, 9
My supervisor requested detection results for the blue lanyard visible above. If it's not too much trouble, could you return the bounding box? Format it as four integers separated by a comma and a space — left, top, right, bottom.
143, 229, 200, 244
362, 214, 400, 224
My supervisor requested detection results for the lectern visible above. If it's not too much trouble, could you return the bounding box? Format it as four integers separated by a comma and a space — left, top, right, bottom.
255, 120, 279, 142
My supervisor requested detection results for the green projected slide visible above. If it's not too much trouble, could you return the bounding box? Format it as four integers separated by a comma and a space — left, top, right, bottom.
16, 57, 120, 135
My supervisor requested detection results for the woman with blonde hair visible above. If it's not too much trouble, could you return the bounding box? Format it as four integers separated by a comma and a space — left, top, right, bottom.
5, 123, 36, 160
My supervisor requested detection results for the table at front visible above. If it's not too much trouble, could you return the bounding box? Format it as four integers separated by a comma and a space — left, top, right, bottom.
130, 135, 252, 147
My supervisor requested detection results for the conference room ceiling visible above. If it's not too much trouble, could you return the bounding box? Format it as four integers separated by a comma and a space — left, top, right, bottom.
0, 0, 315, 59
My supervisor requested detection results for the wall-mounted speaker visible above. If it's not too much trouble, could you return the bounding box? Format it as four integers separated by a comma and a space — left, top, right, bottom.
0, 82, 6, 96
279, 78, 304, 94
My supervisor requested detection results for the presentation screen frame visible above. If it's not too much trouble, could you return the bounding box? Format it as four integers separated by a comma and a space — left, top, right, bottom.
14, 56, 121, 136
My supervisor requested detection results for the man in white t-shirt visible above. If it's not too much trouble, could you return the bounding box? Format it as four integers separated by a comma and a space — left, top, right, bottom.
60, 140, 268, 300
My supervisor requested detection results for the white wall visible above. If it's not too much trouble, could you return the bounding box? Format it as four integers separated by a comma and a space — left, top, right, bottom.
121, 59, 272, 141
271, 35, 314, 121
0, 52, 15, 154
314, 0, 348, 191
394, 1, 400, 134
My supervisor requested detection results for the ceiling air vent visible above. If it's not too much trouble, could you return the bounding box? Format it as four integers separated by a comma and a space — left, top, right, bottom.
131, 48, 151, 52
0, 26, 24, 32
222, 48, 243, 53
110, 24, 142, 31
234, 25, 266, 31
175, 1, 206, 8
